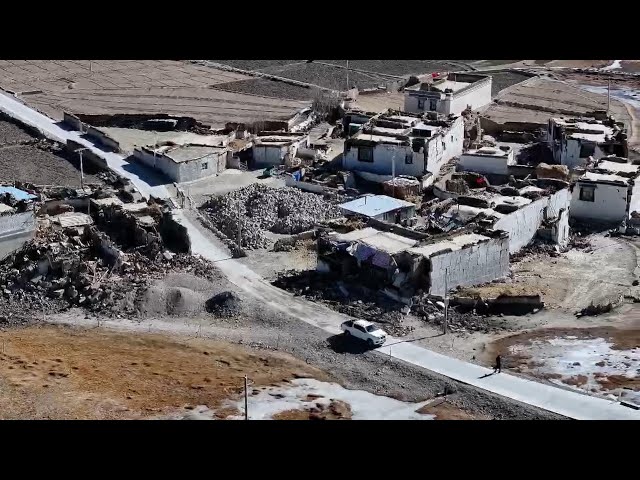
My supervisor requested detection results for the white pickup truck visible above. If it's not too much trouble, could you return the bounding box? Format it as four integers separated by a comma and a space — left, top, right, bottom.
340, 319, 387, 348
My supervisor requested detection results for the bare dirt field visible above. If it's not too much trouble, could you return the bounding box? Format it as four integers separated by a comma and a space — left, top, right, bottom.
0, 60, 309, 129
481, 76, 632, 132
0, 325, 325, 419
0, 118, 103, 186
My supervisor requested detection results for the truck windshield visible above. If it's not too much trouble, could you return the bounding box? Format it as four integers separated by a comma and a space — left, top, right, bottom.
365, 325, 378, 333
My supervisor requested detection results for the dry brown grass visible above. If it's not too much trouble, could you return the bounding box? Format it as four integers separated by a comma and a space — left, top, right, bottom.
416, 400, 488, 420
0, 325, 326, 419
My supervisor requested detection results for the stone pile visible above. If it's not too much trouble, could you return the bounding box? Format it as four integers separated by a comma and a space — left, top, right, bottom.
201, 184, 343, 249
0, 223, 224, 324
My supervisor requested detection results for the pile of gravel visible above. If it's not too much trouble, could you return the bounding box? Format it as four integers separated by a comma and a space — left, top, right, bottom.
205, 291, 243, 317
201, 184, 343, 249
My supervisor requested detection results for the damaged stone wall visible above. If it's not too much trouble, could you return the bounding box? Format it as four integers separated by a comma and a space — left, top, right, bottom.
492, 188, 572, 253
159, 212, 191, 254
428, 234, 510, 296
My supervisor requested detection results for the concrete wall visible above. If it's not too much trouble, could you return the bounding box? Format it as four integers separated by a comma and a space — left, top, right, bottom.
492, 188, 572, 253
428, 235, 510, 296
66, 140, 108, 169
63, 112, 84, 132
86, 126, 121, 152
425, 117, 464, 177
571, 181, 628, 223
253, 144, 287, 167
0, 211, 37, 259
628, 182, 640, 217
458, 151, 515, 175
343, 143, 424, 177
175, 151, 226, 183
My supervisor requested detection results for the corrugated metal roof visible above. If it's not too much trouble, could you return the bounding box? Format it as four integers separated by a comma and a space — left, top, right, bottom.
0, 186, 37, 201
339, 194, 414, 218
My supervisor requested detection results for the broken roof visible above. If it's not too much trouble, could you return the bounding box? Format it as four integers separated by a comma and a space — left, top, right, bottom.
551, 117, 617, 143
408, 233, 492, 258
595, 159, 640, 176
334, 227, 418, 254
339, 194, 415, 218
579, 171, 630, 185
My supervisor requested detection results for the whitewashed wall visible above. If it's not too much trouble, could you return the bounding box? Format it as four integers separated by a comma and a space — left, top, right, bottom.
570, 181, 628, 223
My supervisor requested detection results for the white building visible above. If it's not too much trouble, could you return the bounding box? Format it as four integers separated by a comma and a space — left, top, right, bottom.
343, 112, 464, 183
133, 144, 230, 183
404, 73, 492, 116
251, 131, 309, 167
457, 146, 516, 176
547, 117, 627, 170
571, 156, 640, 224
339, 194, 416, 224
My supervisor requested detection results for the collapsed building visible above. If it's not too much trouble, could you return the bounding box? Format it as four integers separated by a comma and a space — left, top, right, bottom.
404, 73, 492, 116
433, 175, 571, 253
570, 156, 640, 227
547, 116, 627, 170
318, 226, 509, 298
343, 111, 464, 185
133, 143, 231, 183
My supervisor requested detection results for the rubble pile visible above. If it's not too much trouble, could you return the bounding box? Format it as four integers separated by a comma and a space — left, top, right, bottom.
272, 269, 413, 336
0, 223, 225, 324
201, 184, 343, 249
410, 296, 506, 334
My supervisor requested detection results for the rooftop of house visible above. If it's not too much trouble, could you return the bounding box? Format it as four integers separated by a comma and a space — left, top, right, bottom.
253, 131, 308, 147
339, 194, 415, 218
348, 111, 458, 146
408, 233, 492, 258
594, 158, 640, 176
579, 171, 630, 185
551, 117, 617, 143
334, 227, 419, 254
462, 146, 513, 158
164, 145, 228, 163
405, 73, 491, 95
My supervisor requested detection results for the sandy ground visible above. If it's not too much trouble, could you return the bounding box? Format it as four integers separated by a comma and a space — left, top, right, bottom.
238, 238, 318, 280
0, 325, 325, 419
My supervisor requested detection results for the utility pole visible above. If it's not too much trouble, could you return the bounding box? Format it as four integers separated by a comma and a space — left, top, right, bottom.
391, 152, 396, 198
237, 201, 242, 248
607, 78, 611, 115
443, 268, 449, 335
74, 147, 88, 190
244, 375, 249, 420
346, 60, 350, 92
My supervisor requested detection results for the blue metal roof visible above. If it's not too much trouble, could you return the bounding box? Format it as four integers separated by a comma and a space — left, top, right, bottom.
0, 186, 37, 201
339, 194, 414, 218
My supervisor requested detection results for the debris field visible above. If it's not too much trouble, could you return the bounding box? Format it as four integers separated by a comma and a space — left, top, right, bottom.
200, 184, 344, 249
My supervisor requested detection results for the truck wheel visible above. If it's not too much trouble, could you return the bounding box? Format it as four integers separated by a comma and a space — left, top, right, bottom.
367, 339, 374, 348
344, 330, 350, 336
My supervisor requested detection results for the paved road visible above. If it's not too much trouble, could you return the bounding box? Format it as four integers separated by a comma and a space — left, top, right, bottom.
2, 91, 639, 420
0, 93, 170, 200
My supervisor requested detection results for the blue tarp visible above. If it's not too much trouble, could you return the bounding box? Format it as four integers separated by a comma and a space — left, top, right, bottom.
0, 186, 37, 202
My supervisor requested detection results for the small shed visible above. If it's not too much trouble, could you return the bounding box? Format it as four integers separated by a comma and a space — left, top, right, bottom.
339, 194, 416, 224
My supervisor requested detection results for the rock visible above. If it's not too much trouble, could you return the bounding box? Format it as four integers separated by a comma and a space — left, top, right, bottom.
49, 289, 65, 299
633, 280, 639, 286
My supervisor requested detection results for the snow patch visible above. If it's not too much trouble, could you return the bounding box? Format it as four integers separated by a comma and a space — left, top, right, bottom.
602, 60, 622, 71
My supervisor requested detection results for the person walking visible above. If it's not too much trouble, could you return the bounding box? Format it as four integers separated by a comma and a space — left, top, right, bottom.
493, 355, 502, 374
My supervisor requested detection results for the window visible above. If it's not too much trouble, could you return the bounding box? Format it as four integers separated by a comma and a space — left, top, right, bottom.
358, 146, 373, 163
417, 99, 425, 110
354, 324, 366, 333
451, 135, 454, 142
429, 99, 438, 111
201, 162, 208, 170
405, 152, 413, 164
580, 142, 596, 158
579, 186, 595, 202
